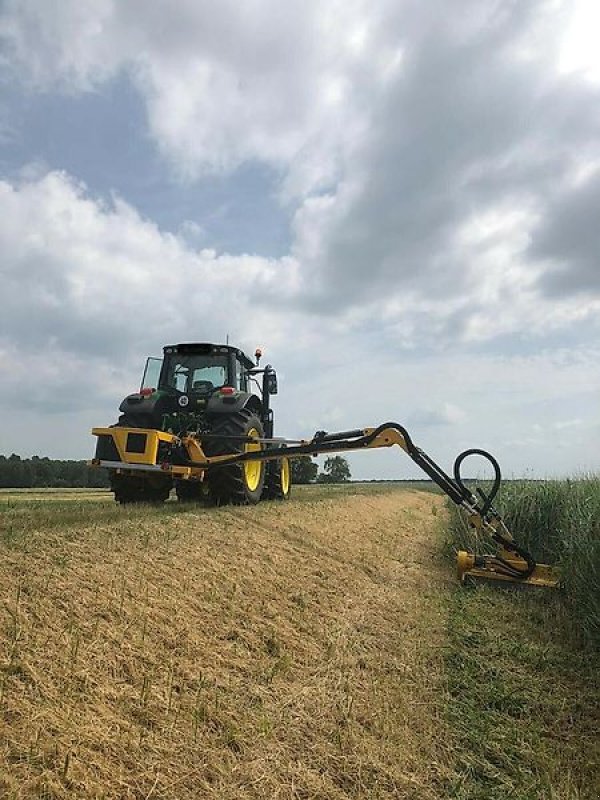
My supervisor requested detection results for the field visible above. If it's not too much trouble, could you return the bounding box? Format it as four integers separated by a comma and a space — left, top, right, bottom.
0, 485, 598, 799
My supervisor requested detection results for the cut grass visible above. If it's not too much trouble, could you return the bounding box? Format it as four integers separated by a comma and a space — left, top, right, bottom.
0, 487, 450, 799
443, 477, 600, 798
443, 584, 600, 800
0, 482, 437, 539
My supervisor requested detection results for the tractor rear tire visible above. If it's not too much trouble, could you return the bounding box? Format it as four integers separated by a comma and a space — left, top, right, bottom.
110, 472, 172, 504
204, 410, 265, 505
262, 457, 292, 501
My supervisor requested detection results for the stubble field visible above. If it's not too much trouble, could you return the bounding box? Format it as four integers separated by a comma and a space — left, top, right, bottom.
0, 485, 597, 799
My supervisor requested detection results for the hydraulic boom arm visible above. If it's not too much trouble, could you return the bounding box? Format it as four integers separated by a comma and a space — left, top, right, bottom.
91, 421, 560, 587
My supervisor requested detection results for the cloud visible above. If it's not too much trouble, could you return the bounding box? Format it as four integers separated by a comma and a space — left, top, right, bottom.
1, 2, 600, 475
1, 0, 384, 189
6, 0, 599, 332
554, 418, 583, 430
407, 403, 466, 428
0, 170, 598, 477
529, 168, 600, 295
0, 170, 301, 408
289, 1, 600, 323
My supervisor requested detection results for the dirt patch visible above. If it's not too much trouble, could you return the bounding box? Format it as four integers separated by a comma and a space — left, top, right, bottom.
0, 489, 450, 799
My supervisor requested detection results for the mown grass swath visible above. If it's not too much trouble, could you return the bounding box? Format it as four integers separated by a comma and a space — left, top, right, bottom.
444, 586, 599, 800
0, 487, 450, 799
445, 476, 600, 650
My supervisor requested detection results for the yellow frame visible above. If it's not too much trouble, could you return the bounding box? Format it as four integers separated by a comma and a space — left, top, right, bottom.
92, 427, 176, 465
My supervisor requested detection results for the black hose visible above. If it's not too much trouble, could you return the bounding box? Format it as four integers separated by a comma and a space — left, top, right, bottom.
453, 448, 502, 517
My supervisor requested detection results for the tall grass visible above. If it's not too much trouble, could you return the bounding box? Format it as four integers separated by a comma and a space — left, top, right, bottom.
445, 476, 600, 650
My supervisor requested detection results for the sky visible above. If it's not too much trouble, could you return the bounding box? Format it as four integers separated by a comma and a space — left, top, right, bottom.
0, 0, 599, 480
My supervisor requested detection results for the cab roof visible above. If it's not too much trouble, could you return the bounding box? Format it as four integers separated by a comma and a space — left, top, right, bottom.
162, 343, 255, 370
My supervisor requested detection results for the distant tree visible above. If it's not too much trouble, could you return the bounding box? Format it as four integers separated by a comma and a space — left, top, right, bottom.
317, 456, 351, 484
291, 456, 318, 484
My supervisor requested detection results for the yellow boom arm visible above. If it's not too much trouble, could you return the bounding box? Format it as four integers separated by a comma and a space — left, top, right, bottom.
91, 422, 559, 588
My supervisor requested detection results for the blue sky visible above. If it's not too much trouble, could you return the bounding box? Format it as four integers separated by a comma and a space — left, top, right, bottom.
0, 0, 599, 479
1, 74, 291, 255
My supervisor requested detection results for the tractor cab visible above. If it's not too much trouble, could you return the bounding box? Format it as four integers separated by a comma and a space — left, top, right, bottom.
117, 342, 278, 438
142, 343, 254, 395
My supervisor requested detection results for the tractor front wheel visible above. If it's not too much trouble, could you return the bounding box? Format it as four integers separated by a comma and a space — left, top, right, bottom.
262, 457, 292, 501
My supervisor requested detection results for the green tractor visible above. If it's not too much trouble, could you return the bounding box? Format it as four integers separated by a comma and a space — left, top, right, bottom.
94, 342, 291, 505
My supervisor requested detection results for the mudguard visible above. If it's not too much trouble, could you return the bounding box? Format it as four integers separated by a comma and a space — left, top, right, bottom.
206, 392, 262, 416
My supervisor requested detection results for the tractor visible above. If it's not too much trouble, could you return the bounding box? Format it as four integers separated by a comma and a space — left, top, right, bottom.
94, 342, 290, 505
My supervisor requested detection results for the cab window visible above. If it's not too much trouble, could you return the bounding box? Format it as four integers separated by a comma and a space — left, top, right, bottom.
235, 358, 248, 391
163, 355, 228, 392
141, 357, 163, 391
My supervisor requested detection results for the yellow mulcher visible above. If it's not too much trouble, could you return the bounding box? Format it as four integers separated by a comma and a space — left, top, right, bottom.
91, 342, 559, 589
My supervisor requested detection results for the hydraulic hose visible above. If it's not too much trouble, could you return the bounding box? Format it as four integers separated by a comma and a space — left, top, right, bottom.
453, 448, 502, 517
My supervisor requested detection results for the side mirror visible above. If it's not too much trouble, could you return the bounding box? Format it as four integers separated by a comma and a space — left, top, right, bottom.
267, 370, 278, 395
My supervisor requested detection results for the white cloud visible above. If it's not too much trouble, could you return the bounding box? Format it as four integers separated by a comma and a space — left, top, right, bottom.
0, 170, 298, 388
1, 2, 600, 476
4, 1, 600, 327
0, 169, 597, 476
559, 0, 600, 83
408, 403, 467, 427
1, 0, 386, 191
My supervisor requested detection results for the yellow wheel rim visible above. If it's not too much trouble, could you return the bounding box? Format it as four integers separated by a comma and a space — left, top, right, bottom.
244, 427, 262, 492
281, 457, 290, 496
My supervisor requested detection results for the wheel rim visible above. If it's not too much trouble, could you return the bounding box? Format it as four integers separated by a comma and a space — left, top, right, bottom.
244, 427, 262, 492
281, 457, 290, 495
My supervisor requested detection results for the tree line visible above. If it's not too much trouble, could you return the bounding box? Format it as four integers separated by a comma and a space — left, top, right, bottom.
0, 453, 349, 488
0, 454, 110, 488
